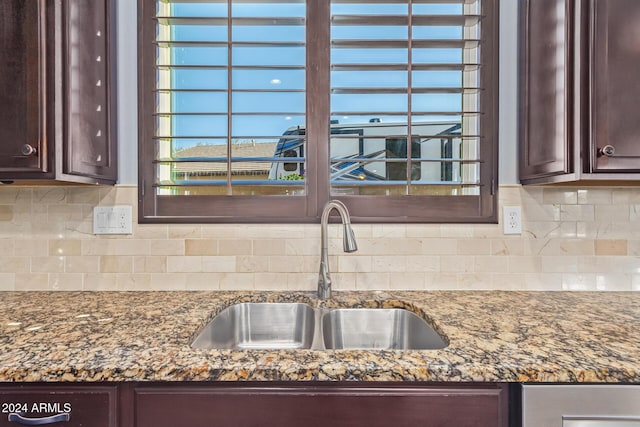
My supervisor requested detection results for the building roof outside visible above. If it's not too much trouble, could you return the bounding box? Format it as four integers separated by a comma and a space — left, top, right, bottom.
172, 141, 279, 175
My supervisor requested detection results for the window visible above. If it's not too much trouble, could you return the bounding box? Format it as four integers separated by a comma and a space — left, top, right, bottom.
138, 0, 498, 223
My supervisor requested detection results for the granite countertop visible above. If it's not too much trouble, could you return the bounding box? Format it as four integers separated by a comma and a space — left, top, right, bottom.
0, 291, 638, 383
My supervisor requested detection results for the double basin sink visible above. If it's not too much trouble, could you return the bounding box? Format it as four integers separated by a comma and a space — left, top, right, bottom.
191, 302, 448, 350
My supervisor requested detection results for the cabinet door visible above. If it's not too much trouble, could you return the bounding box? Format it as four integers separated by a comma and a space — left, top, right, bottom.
61, 0, 117, 183
0, 385, 117, 427
519, 0, 574, 182
0, 0, 52, 176
134, 383, 508, 427
589, 0, 640, 172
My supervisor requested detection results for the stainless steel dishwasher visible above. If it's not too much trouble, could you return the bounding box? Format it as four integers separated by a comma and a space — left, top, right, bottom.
522, 385, 640, 426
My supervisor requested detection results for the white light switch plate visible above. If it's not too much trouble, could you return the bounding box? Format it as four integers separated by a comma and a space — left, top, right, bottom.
93, 206, 133, 235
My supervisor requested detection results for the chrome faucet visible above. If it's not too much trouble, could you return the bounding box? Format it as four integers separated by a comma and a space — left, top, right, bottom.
318, 200, 358, 299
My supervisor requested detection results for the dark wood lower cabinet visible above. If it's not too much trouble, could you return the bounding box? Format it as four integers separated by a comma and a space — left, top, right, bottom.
0, 384, 117, 427
132, 383, 509, 427
0, 383, 510, 427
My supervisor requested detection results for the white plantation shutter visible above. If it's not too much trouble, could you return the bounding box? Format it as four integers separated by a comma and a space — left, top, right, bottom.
153, 0, 307, 195
329, 0, 484, 196
138, 0, 498, 222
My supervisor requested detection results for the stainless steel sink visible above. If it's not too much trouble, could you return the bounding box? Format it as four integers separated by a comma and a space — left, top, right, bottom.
322, 308, 447, 350
191, 303, 447, 350
191, 302, 316, 349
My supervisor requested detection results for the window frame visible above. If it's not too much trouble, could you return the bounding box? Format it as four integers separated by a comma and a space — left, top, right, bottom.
137, 0, 499, 224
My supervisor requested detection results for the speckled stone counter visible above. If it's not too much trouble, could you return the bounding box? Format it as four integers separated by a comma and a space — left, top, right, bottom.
0, 291, 638, 383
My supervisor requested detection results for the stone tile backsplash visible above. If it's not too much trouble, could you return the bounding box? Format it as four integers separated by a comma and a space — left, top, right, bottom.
0, 185, 639, 291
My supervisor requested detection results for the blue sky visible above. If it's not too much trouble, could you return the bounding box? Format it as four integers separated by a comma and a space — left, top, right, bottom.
165, 2, 466, 146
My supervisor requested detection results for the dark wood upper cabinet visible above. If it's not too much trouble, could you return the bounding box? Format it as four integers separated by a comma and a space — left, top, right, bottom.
519, 0, 640, 184
519, 0, 574, 182
589, 0, 640, 173
61, 0, 118, 182
0, 0, 52, 176
0, 0, 117, 184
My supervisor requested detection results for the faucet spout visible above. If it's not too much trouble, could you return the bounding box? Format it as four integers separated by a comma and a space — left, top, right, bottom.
318, 200, 358, 300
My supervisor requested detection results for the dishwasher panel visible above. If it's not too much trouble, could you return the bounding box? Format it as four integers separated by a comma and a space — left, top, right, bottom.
522, 385, 640, 427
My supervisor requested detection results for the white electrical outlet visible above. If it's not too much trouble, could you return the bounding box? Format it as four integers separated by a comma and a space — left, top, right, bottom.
93, 206, 133, 235
503, 206, 522, 235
